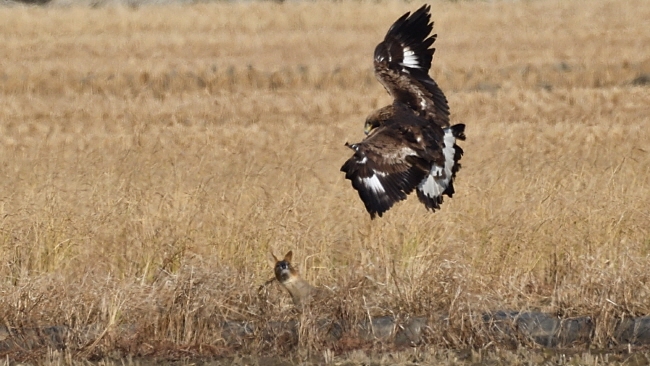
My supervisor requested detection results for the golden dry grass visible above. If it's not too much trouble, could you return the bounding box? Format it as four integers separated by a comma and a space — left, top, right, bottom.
0, 0, 649, 363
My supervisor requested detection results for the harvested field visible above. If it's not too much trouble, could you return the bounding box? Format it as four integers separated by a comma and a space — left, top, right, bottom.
0, 0, 649, 364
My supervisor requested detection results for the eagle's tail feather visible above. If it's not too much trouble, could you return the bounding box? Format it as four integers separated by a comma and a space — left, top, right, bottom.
416, 124, 466, 211
449, 123, 466, 141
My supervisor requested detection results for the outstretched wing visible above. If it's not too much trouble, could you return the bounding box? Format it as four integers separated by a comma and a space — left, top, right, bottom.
373, 4, 450, 128
340, 126, 432, 219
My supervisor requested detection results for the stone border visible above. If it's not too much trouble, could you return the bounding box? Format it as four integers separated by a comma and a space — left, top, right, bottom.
0, 312, 649, 353
222, 311, 650, 348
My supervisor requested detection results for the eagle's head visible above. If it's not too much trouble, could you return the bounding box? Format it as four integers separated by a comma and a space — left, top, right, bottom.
364, 117, 381, 135
364, 105, 394, 135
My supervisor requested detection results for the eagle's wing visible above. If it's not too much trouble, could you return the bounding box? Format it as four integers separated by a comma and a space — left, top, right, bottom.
373, 4, 450, 128
340, 125, 434, 219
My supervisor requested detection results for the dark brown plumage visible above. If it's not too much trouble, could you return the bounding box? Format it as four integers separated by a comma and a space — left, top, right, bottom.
341, 5, 466, 219
373, 4, 450, 127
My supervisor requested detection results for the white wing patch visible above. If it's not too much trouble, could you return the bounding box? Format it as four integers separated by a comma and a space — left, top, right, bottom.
361, 174, 385, 194
418, 127, 458, 199
401, 47, 420, 69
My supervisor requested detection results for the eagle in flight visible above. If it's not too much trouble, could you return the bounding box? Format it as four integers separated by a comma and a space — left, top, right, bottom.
341, 4, 466, 219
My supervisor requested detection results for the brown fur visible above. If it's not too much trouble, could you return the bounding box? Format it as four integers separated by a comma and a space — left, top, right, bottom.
271, 251, 318, 306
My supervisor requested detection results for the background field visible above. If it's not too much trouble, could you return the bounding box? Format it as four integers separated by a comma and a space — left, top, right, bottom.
0, 0, 649, 363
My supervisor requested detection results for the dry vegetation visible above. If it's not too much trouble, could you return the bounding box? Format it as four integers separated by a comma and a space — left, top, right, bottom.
0, 0, 649, 364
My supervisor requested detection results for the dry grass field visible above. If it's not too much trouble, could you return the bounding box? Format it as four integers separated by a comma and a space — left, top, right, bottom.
1, 0, 650, 364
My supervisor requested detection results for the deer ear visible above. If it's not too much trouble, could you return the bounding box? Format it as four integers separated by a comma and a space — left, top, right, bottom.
284, 251, 293, 262
268, 252, 279, 267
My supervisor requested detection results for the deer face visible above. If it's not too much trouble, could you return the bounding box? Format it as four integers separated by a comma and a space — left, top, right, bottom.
272, 251, 294, 283
274, 260, 292, 282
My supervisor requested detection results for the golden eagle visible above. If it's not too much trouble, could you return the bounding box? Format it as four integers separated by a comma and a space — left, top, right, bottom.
341, 5, 466, 219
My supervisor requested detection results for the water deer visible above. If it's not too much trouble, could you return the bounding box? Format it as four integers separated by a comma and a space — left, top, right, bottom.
271, 251, 318, 307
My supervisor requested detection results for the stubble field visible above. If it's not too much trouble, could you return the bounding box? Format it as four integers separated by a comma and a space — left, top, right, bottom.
1, 0, 650, 364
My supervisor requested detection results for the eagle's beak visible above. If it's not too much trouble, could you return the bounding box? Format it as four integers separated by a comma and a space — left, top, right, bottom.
364, 124, 372, 135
